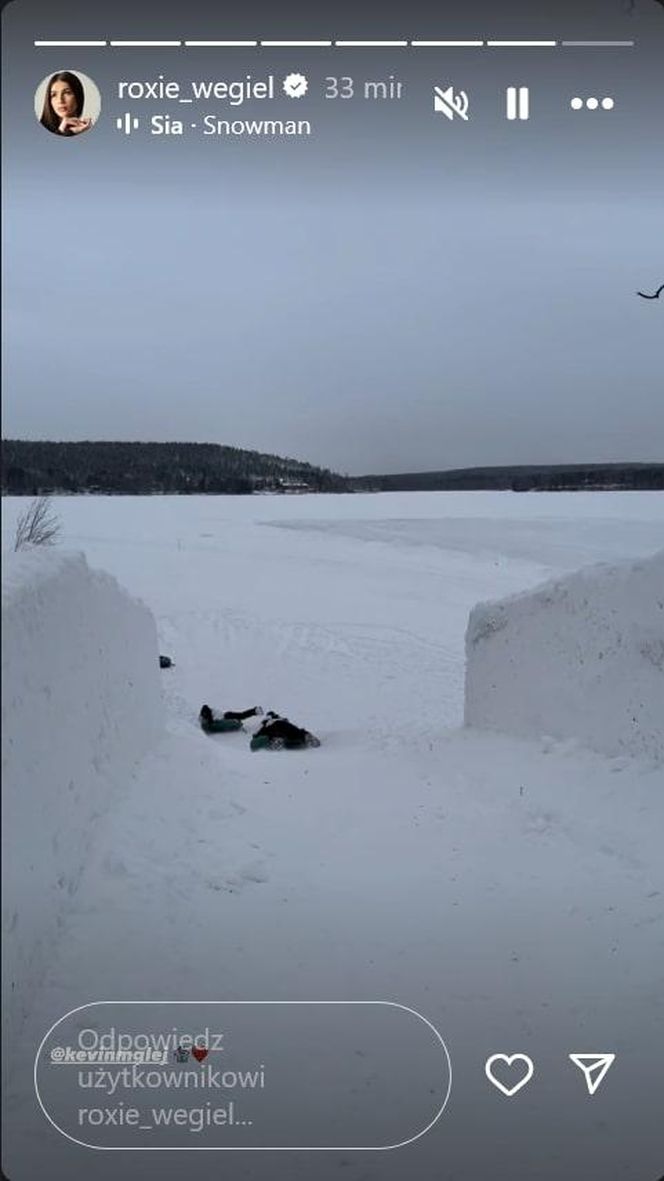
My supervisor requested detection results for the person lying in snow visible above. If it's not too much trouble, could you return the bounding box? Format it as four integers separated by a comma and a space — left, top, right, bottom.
250, 711, 321, 751
199, 704, 263, 733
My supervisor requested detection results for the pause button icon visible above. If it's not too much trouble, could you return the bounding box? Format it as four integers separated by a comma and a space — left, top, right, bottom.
506, 86, 529, 120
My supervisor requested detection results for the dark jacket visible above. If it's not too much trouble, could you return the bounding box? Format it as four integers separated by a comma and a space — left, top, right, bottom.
254, 714, 308, 746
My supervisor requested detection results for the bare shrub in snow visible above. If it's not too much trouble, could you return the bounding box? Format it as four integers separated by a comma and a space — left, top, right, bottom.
13, 496, 61, 552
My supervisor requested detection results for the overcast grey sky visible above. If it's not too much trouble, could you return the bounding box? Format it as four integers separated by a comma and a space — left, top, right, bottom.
2, 0, 663, 474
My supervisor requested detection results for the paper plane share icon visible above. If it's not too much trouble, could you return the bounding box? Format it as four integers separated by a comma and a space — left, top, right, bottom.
569, 1053, 616, 1095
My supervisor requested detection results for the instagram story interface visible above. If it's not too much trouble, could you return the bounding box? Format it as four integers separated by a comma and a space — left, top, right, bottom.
2, 1, 663, 1179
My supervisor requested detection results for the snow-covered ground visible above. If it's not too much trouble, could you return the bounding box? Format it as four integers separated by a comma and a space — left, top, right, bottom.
2, 491, 664, 1181
466, 549, 664, 763
2, 549, 161, 1077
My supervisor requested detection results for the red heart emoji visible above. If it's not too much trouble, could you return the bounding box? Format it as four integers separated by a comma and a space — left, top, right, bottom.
192, 1046, 208, 1063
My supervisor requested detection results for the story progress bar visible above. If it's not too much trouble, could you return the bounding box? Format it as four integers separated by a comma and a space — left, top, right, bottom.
33, 38, 637, 49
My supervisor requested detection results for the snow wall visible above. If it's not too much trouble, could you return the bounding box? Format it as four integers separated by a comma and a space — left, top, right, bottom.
1, 549, 162, 1069
465, 550, 664, 763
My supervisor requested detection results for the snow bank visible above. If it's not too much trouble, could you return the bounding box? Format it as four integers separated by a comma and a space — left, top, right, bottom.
464, 550, 664, 763
1, 549, 161, 1064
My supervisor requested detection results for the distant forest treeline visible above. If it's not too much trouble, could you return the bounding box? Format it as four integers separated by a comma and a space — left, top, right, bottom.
2, 442, 662, 496
354, 463, 664, 492
1, 440, 347, 496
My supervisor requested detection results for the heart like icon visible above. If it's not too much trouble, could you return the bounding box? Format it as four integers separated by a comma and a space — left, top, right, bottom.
192, 1046, 208, 1063
485, 1053, 534, 1097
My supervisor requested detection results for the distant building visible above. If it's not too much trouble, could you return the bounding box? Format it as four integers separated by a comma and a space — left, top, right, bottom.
278, 479, 311, 494
251, 476, 312, 494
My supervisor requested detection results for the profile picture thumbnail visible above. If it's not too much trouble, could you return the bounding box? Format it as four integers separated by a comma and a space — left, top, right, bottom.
35, 70, 101, 137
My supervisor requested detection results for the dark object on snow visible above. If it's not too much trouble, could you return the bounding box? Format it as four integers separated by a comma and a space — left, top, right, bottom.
250, 711, 320, 751
199, 705, 242, 733
159, 655, 173, 668
637, 284, 664, 300
199, 704, 262, 734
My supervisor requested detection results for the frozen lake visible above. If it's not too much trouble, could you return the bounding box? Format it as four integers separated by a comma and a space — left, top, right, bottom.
4, 489, 663, 734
